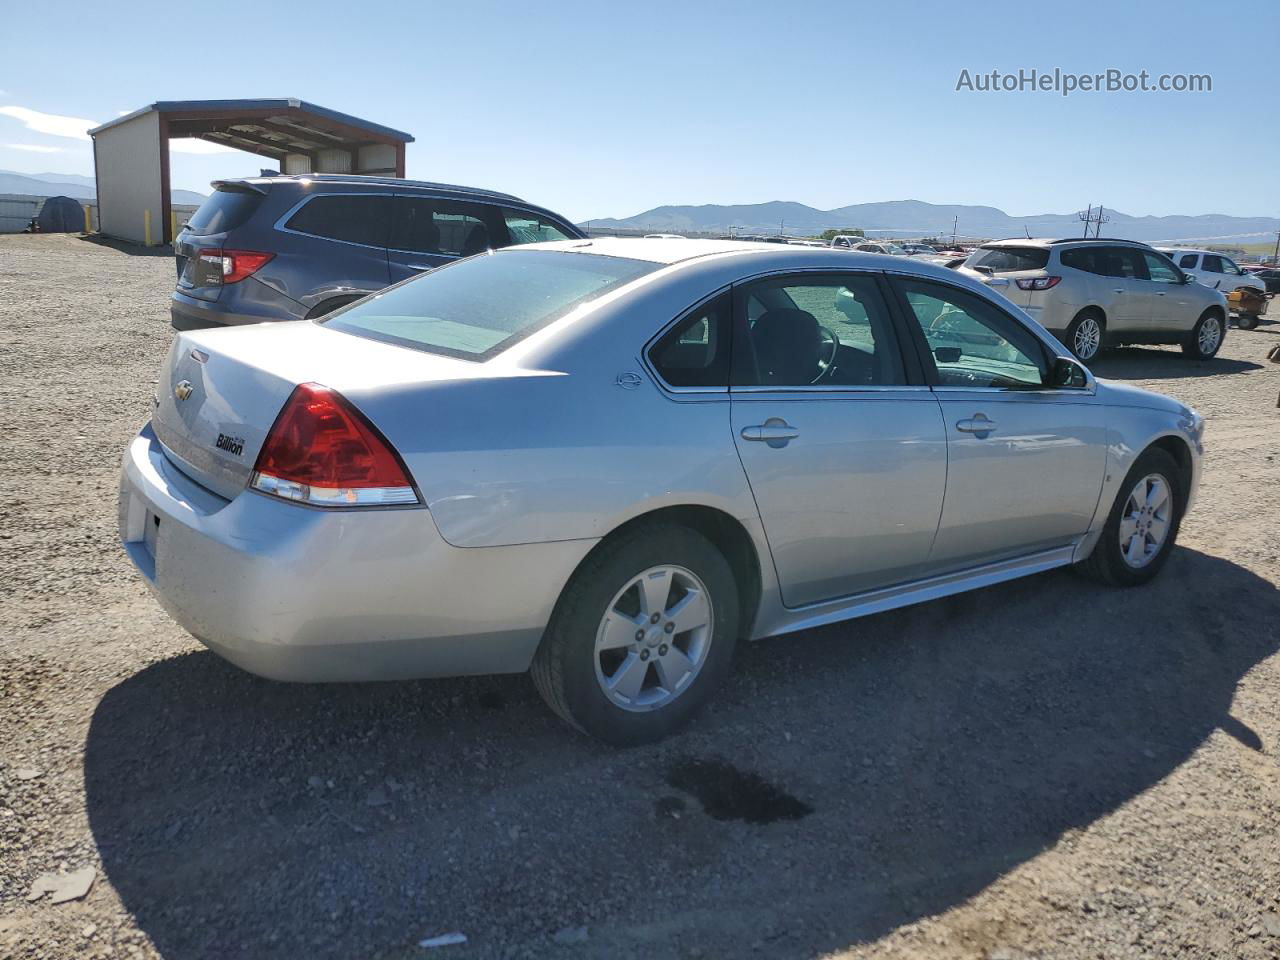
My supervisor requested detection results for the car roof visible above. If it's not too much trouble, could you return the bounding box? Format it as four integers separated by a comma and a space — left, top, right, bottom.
520, 236, 796, 264
979, 237, 1156, 250
1155, 247, 1227, 256
214, 174, 524, 203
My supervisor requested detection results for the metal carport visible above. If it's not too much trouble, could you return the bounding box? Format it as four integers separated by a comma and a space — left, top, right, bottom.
89, 99, 414, 246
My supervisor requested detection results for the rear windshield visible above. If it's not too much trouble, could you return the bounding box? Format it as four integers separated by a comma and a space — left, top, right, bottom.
967, 245, 1050, 272
184, 188, 263, 236
322, 250, 659, 360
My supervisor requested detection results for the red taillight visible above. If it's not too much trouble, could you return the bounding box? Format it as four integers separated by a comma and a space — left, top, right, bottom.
250, 383, 418, 507
1015, 276, 1062, 291
195, 248, 274, 284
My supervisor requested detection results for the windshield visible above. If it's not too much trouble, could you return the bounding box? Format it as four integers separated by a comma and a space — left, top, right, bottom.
967, 245, 1050, 273
322, 250, 658, 360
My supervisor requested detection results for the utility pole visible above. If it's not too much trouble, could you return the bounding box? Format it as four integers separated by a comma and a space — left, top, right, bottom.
1272, 230, 1279, 266
952, 216, 958, 246
1078, 204, 1110, 238
779, 219, 785, 238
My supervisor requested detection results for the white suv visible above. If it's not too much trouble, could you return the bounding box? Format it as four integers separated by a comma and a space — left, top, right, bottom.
1156, 248, 1267, 328
957, 238, 1229, 362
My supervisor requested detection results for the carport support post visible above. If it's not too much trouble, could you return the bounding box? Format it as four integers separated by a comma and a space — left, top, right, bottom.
144, 209, 151, 247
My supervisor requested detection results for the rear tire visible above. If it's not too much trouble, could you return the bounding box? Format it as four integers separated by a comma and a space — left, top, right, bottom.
1075, 447, 1183, 587
531, 524, 739, 745
1181, 310, 1224, 359
1064, 309, 1105, 362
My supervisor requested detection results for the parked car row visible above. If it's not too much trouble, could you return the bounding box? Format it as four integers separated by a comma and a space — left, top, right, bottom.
956, 237, 1232, 362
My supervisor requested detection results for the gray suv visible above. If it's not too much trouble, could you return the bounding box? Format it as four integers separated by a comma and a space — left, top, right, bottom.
170, 175, 583, 330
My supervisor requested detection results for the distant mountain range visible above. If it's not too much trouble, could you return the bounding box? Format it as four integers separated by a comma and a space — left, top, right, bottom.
0, 170, 207, 205
586, 199, 1280, 245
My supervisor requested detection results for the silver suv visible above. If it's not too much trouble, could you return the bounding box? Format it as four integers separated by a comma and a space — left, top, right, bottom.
958, 238, 1229, 362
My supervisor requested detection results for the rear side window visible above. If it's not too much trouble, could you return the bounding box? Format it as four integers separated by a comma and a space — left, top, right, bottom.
503, 209, 575, 245
285, 195, 390, 247
322, 250, 657, 360
1178, 254, 1198, 269
184, 189, 263, 235
390, 197, 498, 256
649, 293, 732, 388
1201, 255, 1225, 273
967, 246, 1049, 272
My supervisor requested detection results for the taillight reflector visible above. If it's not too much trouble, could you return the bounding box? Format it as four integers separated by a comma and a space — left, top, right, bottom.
250, 383, 418, 507
1015, 276, 1062, 291
195, 248, 274, 284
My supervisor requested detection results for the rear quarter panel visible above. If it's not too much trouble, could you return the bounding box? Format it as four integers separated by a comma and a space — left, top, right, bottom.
345, 268, 762, 549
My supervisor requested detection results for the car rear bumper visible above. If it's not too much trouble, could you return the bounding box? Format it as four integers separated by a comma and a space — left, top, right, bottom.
118, 423, 596, 682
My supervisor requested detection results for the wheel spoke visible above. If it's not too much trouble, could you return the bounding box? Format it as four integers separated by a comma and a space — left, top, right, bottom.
608, 653, 649, 701
598, 611, 643, 651
1119, 516, 1139, 542
665, 588, 710, 635
1147, 516, 1169, 545
1146, 478, 1168, 510
638, 569, 673, 619
654, 647, 695, 692
1124, 533, 1145, 565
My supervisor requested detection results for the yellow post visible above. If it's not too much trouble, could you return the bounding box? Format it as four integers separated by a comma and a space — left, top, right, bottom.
82, 204, 91, 234
170, 210, 177, 243
144, 209, 152, 246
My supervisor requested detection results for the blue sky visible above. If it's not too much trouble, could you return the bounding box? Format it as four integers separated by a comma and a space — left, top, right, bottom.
1, 0, 1275, 222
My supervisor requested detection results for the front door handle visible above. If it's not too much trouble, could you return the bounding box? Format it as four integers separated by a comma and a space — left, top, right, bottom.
741, 418, 800, 448
1112, 288, 1126, 294
406, 264, 435, 272
956, 413, 997, 437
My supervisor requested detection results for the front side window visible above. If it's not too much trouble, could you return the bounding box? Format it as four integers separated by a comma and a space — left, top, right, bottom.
648, 293, 731, 388
897, 279, 1046, 389
285, 194, 390, 247
967, 245, 1050, 273
1143, 251, 1181, 283
735, 275, 905, 387
323, 250, 656, 360
1221, 258, 1242, 275
503, 209, 575, 245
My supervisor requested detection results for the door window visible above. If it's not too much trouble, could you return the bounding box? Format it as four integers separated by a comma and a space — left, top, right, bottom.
285, 195, 390, 247
502, 209, 575, 245
390, 198, 498, 256
1178, 254, 1198, 269
1142, 251, 1182, 283
897, 279, 1047, 389
648, 293, 732, 388
1200, 255, 1225, 274
735, 275, 906, 387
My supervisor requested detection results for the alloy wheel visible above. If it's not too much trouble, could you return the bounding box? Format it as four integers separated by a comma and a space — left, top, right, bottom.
1198, 316, 1222, 354
1118, 473, 1172, 568
594, 565, 714, 712
1074, 317, 1101, 359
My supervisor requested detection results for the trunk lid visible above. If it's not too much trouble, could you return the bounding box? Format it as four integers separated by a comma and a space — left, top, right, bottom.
152, 321, 479, 500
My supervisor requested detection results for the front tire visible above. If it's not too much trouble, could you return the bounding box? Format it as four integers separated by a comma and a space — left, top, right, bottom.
1064, 309, 1105, 362
1075, 448, 1183, 587
531, 524, 740, 745
1236, 312, 1259, 331
1182, 310, 1224, 359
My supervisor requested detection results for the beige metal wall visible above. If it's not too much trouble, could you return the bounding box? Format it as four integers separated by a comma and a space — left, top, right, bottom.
94, 112, 164, 245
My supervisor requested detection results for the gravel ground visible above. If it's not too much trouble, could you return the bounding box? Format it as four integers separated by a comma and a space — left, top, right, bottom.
1, 233, 1278, 960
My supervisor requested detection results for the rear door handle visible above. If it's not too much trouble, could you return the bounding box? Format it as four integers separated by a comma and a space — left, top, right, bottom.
1113, 288, 1126, 294
741, 419, 800, 447
956, 414, 997, 437
406, 264, 434, 272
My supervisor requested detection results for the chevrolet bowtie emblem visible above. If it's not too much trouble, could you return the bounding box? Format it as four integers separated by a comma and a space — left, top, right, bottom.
174, 380, 194, 401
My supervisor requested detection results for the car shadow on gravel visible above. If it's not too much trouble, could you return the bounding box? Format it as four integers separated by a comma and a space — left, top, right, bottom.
1089, 347, 1263, 380
77, 234, 176, 258
84, 547, 1277, 960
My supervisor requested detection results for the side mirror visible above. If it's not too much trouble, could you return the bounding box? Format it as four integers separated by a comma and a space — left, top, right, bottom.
1181, 272, 1197, 284
934, 346, 962, 364
1050, 356, 1088, 388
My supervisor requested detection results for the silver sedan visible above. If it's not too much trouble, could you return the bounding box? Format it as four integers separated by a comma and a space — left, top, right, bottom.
119, 239, 1204, 744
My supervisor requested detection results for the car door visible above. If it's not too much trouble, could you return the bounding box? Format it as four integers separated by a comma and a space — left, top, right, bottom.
386, 196, 506, 284
728, 272, 948, 606
1095, 246, 1151, 333
1141, 250, 1200, 334
890, 276, 1106, 571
